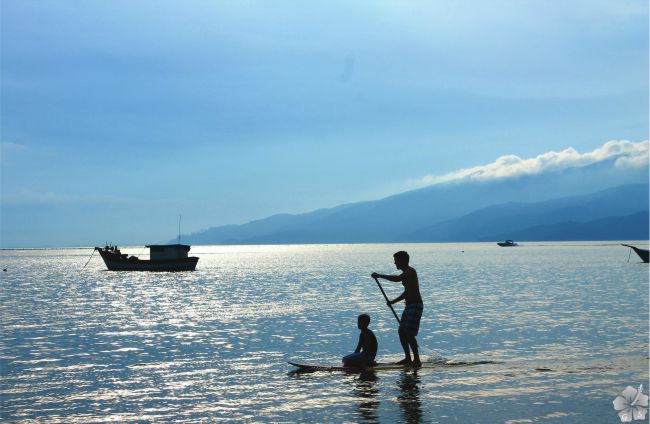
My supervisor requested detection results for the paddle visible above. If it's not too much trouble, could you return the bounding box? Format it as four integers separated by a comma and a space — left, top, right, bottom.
373, 276, 401, 324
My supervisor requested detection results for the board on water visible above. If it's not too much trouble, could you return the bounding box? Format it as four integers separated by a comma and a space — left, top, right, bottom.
288, 360, 497, 372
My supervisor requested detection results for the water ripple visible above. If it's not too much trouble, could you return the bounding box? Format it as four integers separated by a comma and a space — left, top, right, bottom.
1, 243, 647, 422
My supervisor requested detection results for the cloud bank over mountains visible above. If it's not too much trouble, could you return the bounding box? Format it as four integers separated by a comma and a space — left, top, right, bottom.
412, 140, 649, 187
178, 138, 648, 246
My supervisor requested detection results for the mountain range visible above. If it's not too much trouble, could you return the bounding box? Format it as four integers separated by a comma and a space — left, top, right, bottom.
179, 160, 649, 244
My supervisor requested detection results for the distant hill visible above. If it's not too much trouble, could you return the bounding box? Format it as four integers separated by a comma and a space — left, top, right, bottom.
483, 211, 649, 242
403, 184, 649, 242
179, 161, 649, 244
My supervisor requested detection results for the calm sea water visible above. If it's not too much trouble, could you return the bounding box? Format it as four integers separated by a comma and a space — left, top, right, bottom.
1, 243, 648, 423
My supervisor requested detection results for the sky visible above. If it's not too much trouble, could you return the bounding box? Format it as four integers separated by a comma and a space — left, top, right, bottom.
1, 0, 648, 247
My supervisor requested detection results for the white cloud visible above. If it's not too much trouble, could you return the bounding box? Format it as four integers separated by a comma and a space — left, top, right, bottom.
1, 141, 28, 164
1, 189, 185, 206
1, 141, 27, 150
1, 189, 132, 206
410, 140, 649, 187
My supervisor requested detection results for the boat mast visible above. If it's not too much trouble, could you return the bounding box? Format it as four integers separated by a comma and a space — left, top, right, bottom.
178, 214, 182, 244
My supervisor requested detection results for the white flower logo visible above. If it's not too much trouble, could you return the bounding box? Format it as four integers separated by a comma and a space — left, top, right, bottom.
613, 384, 649, 422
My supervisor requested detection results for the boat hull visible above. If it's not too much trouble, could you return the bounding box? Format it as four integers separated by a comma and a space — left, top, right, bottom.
622, 244, 649, 263
497, 242, 518, 247
96, 249, 199, 271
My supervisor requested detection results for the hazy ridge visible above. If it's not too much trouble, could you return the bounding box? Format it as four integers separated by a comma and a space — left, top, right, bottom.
180, 161, 649, 244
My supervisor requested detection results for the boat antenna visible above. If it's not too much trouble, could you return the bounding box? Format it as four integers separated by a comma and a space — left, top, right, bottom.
178, 214, 182, 244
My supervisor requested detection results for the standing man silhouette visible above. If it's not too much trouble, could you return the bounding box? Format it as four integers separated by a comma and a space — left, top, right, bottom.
372, 251, 423, 366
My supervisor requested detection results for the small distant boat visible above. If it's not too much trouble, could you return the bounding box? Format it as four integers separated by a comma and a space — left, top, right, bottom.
497, 240, 518, 247
622, 244, 649, 263
95, 244, 199, 271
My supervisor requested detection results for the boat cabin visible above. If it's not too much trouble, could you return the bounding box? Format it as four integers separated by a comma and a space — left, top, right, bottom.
146, 244, 192, 260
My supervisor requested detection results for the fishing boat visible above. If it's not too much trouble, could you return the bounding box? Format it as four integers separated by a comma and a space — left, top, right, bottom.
497, 240, 518, 247
622, 244, 649, 263
95, 244, 199, 271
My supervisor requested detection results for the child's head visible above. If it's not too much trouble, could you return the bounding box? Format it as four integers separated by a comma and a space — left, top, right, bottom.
357, 314, 371, 329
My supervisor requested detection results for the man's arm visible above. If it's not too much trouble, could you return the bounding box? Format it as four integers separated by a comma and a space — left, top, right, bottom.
388, 292, 406, 305
371, 272, 403, 282
372, 272, 406, 304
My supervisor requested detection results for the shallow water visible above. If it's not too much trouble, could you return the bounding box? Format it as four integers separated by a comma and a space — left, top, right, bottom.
1, 243, 648, 423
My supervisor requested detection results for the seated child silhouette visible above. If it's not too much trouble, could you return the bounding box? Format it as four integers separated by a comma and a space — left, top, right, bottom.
342, 314, 378, 368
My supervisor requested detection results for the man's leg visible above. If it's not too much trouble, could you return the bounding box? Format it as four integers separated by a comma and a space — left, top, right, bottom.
410, 336, 421, 366
396, 328, 412, 364
409, 303, 423, 366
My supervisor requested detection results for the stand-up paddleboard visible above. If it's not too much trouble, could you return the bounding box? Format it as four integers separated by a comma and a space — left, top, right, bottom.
288, 360, 497, 372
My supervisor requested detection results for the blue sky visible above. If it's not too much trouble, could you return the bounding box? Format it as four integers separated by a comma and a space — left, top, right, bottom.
1, 1, 648, 247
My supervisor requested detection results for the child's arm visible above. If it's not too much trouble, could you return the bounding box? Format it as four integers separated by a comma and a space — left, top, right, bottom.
354, 333, 362, 353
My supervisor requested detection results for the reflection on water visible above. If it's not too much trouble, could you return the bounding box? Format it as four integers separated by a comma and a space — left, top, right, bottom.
0, 243, 648, 422
396, 370, 423, 424
355, 372, 380, 423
